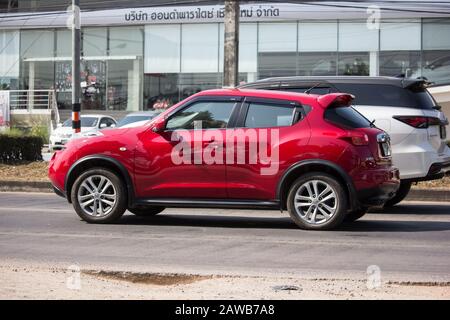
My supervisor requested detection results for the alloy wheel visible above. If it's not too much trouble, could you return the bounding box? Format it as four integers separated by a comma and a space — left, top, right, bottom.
294, 180, 338, 225
77, 175, 117, 217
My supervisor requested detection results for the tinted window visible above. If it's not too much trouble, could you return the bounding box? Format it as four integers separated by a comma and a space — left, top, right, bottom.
281, 86, 334, 95
334, 83, 436, 109
244, 103, 294, 128
166, 101, 236, 130
100, 118, 116, 128
117, 115, 154, 127
324, 107, 371, 129
63, 117, 98, 127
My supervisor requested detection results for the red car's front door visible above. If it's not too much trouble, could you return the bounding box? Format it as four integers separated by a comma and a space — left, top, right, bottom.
134, 98, 240, 199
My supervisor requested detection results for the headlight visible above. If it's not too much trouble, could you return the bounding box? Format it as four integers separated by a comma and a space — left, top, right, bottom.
56, 132, 72, 138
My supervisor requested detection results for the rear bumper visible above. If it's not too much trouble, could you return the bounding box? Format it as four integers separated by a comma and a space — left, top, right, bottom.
356, 168, 400, 206
406, 159, 450, 182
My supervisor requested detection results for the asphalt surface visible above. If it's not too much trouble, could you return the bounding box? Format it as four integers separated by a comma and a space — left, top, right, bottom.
0, 192, 449, 281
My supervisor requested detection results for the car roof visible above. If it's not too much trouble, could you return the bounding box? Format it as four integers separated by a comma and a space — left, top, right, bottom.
239, 76, 426, 88
80, 114, 113, 118
196, 88, 320, 105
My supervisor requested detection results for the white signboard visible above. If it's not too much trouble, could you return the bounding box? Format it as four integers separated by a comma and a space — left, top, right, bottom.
0, 91, 10, 129
0, 3, 447, 29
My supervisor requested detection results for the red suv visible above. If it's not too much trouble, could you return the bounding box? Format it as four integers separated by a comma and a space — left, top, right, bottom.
49, 89, 400, 230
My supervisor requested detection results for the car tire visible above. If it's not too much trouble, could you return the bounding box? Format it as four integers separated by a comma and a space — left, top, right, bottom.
287, 172, 348, 230
71, 168, 127, 224
344, 207, 369, 222
129, 206, 165, 217
383, 180, 412, 207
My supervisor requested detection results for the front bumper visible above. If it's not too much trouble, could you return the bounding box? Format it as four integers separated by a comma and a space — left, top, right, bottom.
49, 136, 70, 150
52, 185, 66, 199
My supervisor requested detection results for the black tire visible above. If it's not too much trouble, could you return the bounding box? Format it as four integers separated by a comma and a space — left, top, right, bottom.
287, 172, 348, 230
129, 206, 165, 217
383, 180, 412, 207
71, 168, 127, 224
344, 207, 369, 222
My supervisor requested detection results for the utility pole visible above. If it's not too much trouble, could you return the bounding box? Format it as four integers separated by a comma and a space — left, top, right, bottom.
223, 0, 239, 88
72, 0, 81, 133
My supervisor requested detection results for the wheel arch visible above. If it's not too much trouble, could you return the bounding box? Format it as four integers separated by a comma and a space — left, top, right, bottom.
65, 155, 134, 207
276, 160, 358, 211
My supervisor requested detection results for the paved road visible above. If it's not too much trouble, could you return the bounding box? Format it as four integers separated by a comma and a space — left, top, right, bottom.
0, 192, 449, 281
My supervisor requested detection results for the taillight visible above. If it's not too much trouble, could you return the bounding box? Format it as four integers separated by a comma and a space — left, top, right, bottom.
393, 116, 441, 128
339, 133, 369, 146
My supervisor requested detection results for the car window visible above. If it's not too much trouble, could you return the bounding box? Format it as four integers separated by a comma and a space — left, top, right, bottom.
334, 83, 436, 109
281, 86, 334, 95
244, 103, 294, 128
99, 118, 115, 128
63, 117, 98, 127
166, 101, 236, 130
117, 115, 153, 127
324, 106, 371, 129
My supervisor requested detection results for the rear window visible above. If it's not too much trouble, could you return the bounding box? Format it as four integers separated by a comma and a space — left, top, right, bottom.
334, 83, 436, 109
324, 106, 371, 129
244, 103, 294, 128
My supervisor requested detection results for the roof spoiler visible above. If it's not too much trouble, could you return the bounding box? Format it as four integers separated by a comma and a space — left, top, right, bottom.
317, 93, 354, 109
402, 78, 434, 89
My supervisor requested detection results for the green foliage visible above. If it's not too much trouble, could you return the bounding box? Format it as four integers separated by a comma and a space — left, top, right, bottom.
0, 130, 43, 163
29, 126, 50, 144
2, 127, 23, 137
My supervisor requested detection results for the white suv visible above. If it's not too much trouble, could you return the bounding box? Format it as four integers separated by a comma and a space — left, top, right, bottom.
240, 76, 450, 206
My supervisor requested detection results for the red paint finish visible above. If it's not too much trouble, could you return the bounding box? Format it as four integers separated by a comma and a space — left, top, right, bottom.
49, 88, 399, 207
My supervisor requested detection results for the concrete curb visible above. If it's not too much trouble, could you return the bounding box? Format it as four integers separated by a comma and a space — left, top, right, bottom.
406, 188, 450, 202
0, 180, 53, 193
0, 181, 449, 202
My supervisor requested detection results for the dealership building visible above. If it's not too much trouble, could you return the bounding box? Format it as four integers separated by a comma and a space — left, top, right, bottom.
1, 0, 450, 120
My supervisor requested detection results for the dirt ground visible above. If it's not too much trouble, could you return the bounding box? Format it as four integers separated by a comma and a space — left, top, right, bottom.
0, 162, 449, 190
0, 162, 49, 182
0, 261, 449, 300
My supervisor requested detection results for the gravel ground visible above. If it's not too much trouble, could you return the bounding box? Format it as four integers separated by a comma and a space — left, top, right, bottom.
1, 261, 449, 300
0, 162, 49, 182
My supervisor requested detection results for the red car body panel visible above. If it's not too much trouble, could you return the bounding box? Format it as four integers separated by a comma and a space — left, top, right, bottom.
49, 88, 399, 209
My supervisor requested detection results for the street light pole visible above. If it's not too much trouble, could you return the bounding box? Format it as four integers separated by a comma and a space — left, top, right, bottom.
223, 0, 239, 88
72, 0, 81, 133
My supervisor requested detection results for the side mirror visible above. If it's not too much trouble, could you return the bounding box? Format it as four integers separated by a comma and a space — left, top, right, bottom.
100, 123, 107, 129
110, 124, 116, 128
151, 117, 166, 133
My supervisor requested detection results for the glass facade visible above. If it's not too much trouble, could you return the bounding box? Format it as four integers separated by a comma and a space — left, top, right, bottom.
1, 18, 449, 111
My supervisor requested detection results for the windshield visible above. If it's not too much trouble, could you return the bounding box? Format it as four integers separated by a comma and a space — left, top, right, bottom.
117, 115, 154, 127
63, 117, 98, 127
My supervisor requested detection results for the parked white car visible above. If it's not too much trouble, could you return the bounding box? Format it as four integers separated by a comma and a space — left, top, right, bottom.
116, 111, 158, 128
240, 76, 450, 206
49, 115, 117, 151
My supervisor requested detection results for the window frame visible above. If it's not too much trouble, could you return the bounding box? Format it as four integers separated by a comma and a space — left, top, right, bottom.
236, 97, 305, 129
164, 96, 243, 131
